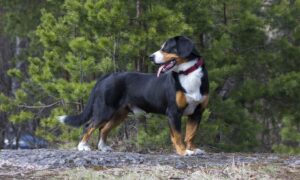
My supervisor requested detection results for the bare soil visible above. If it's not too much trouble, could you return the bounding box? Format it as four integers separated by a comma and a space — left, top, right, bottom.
0, 149, 299, 179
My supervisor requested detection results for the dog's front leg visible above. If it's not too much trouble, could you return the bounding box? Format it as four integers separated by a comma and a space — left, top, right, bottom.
167, 110, 193, 156
185, 105, 206, 155
185, 106, 202, 150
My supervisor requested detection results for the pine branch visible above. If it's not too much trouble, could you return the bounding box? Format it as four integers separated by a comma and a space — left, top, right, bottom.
17, 101, 61, 109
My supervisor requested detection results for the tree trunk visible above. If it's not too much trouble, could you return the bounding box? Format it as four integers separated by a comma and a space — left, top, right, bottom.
0, 6, 13, 149
199, 32, 205, 49
0, 36, 13, 149
135, 0, 144, 72
223, 3, 227, 25
136, 0, 141, 18
11, 36, 23, 95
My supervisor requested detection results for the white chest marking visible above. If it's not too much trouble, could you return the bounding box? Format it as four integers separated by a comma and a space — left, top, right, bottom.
177, 61, 205, 115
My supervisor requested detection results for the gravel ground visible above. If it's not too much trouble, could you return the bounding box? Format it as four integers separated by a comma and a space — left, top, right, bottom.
0, 149, 299, 179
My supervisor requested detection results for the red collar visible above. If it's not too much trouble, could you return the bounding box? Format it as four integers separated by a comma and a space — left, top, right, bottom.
177, 58, 204, 75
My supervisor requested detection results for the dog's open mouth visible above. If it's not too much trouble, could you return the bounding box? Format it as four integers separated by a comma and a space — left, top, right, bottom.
156, 59, 176, 77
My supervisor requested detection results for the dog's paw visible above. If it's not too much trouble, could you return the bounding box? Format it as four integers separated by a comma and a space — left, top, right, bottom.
99, 145, 113, 152
98, 142, 113, 152
193, 148, 206, 155
184, 149, 195, 156
77, 142, 91, 151
98, 138, 113, 152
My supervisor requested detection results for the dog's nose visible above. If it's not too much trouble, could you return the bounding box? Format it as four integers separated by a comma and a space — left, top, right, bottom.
149, 54, 155, 61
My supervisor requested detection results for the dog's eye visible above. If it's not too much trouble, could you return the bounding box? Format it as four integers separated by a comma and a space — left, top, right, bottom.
164, 48, 177, 54
161, 46, 177, 54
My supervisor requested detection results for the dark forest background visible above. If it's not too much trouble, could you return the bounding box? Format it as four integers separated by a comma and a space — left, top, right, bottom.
0, 0, 299, 154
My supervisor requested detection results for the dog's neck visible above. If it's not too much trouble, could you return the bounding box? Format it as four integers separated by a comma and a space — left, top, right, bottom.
175, 58, 204, 115
176, 59, 203, 94
175, 59, 198, 73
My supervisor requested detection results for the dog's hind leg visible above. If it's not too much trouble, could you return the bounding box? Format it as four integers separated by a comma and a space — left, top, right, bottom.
77, 126, 96, 151
98, 108, 128, 152
78, 118, 107, 151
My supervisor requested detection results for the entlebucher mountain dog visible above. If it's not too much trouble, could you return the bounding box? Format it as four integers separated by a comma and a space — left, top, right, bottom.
58, 36, 209, 156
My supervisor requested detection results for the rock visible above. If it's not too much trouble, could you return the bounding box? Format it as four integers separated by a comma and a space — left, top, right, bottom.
74, 158, 87, 167
175, 160, 187, 169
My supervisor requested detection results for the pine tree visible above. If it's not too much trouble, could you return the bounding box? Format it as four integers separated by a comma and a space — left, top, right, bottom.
0, 0, 54, 148
267, 0, 300, 154
1, 0, 191, 145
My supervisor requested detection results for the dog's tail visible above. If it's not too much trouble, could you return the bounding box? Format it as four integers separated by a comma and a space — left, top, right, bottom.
58, 75, 108, 127
58, 87, 95, 127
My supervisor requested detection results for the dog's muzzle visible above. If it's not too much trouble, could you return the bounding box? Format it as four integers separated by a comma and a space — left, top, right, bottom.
149, 54, 155, 62
156, 59, 176, 77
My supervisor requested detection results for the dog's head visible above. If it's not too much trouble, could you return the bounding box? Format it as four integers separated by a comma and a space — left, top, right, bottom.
149, 36, 200, 76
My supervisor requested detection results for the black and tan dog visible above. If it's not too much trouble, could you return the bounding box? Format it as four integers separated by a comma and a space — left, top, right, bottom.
58, 36, 209, 156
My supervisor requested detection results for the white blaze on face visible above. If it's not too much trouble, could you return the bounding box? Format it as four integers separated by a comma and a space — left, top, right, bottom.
152, 50, 165, 64
161, 42, 166, 49
150, 41, 167, 64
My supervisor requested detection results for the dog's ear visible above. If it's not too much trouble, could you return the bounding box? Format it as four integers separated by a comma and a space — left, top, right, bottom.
175, 36, 195, 58
191, 48, 201, 57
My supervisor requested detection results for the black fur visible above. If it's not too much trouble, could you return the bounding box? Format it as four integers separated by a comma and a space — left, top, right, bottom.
161, 36, 201, 60
64, 72, 175, 127
63, 74, 110, 127
200, 64, 209, 95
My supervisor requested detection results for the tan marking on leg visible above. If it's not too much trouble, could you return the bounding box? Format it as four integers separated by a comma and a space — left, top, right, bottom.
100, 109, 128, 144
176, 91, 187, 109
185, 95, 209, 150
170, 128, 186, 156
201, 95, 209, 109
98, 122, 107, 141
81, 127, 96, 143
185, 118, 199, 150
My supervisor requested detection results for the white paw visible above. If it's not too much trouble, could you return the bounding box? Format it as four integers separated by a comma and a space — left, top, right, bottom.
98, 138, 113, 152
99, 145, 113, 152
184, 149, 195, 156
194, 148, 206, 155
77, 142, 91, 151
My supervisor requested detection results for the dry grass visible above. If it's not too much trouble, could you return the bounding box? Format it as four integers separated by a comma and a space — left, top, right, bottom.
53, 163, 299, 180
2, 158, 298, 179
3, 163, 298, 180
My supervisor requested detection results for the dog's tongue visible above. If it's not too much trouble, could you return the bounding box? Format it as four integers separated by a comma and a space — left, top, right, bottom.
157, 65, 165, 77
157, 60, 176, 77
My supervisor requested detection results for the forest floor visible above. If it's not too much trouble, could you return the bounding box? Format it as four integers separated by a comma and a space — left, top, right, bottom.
0, 149, 299, 179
